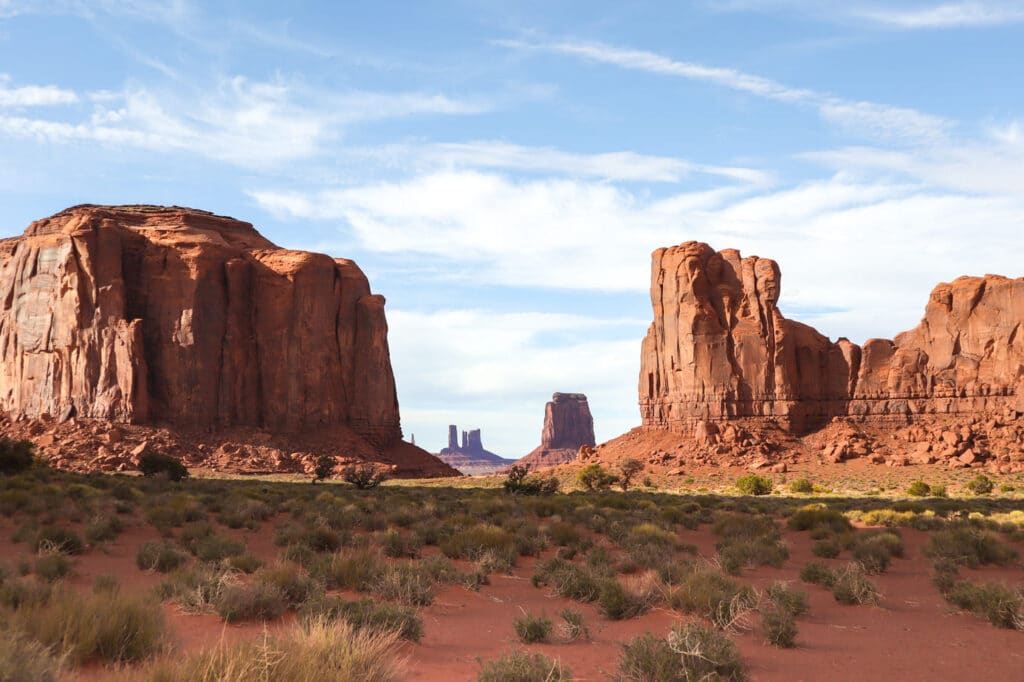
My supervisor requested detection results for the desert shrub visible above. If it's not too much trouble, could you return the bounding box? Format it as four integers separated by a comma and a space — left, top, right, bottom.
830, 564, 881, 605
11, 588, 167, 664
312, 455, 336, 483
669, 568, 755, 624
156, 565, 232, 613
766, 582, 808, 616
34, 526, 84, 555
532, 557, 603, 602
577, 464, 618, 491
299, 595, 423, 642
372, 563, 435, 606
945, 580, 1022, 628
558, 608, 589, 642
799, 561, 836, 587
215, 581, 287, 623
923, 526, 1018, 568
92, 574, 120, 594
786, 505, 852, 533
618, 623, 746, 681
735, 475, 772, 496
138, 453, 188, 481
850, 531, 903, 574
256, 561, 322, 608
760, 605, 797, 648
964, 474, 993, 495
34, 553, 73, 582
547, 521, 581, 547
0, 630, 63, 681
502, 465, 560, 496
513, 610, 553, 643
441, 523, 516, 569
136, 541, 189, 572
0, 437, 36, 475
713, 513, 787, 574
477, 649, 571, 682
144, 617, 406, 682
341, 463, 387, 489
85, 514, 124, 544
906, 480, 930, 497
618, 459, 645, 491
598, 579, 649, 620
812, 538, 841, 558
381, 529, 421, 558
0, 578, 52, 610
788, 478, 814, 494
217, 498, 273, 529
228, 552, 263, 574
179, 523, 246, 563
309, 549, 383, 591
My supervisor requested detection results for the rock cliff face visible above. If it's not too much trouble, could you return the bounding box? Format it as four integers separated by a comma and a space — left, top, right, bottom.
436, 424, 511, 474
640, 241, 1023, 434
519, 393, 596, 469
0, 205, 456, 477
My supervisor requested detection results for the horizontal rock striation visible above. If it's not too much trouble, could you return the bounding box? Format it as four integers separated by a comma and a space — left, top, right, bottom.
640, 241, 1024, 435
0, 205, 402, 446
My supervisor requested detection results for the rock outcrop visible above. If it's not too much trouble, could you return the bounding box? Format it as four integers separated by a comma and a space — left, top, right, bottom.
519, 393, 596, 469
624, 240, 1024, 470
436, 424, 512, 475
0, 205, 456, 477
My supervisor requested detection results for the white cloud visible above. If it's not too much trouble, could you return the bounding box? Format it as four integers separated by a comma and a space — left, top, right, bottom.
0, 75, 77, 107
498, 38, 952, 143
387, 309, 643, 455
0, 77, 487, 169
252, 167, 1024, 346
854, 1, 1024, 28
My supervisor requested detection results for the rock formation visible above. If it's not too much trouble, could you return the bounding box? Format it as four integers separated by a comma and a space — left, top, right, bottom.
600, 240, 1024, 472
436, 424, 512, 475
0, 205, 456, 477
519, 393, 597, 469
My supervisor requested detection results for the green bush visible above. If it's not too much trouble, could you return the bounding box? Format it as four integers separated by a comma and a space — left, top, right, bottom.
299, 595, 424, 642
799, 561, 836, 587
34, 554, 73, 582
786, 505, 851, 534
923, 526, 1018, 568
577, 464, 618, 491
256, 561, 323, 608
502, 465, 560, 496
137, 452, 189, 481
513, 610, 553, 643
812, 538, 841, 558
136, 541, 188, 572
789, 478, 814, 494
945, 580, 1022, 628
477, 649, 571, 682
309, 549, 383, 591
598, 579, 647, 620
34, 526, 84, 555
761, 605, 797, 648
618, 623, 746, 681
735, 475, 772, 496
669, 568, 753, 620
532, 557, 604, 603
312, 455, 336, 483
766, 581, 808, 616
906, 480, 930, 497
372, 563, 435, 606
85, 514, 124, 544
967, 474, 994, 495
0, 438, 36, 475
850, 531, 903, 574
215, 581, 287, 623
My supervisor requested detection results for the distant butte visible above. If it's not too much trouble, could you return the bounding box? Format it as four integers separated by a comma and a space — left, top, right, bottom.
436, 424, 513, 475
518, 393, 596, 469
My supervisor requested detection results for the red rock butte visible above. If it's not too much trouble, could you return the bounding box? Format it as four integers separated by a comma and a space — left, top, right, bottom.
639, 241, 1024, 434
0, 205, 456, 477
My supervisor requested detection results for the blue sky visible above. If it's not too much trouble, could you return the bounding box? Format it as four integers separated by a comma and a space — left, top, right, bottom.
1, 1, 1022, 456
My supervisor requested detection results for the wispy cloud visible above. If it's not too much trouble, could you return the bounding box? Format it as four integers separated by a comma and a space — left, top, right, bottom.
0, 75, 77, 107
0, 76, 488, 169
854, 1, 1024, 28
498, 38, 951, 143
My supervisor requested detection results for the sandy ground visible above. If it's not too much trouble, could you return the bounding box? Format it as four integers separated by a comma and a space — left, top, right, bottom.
2, 506, 1022, 681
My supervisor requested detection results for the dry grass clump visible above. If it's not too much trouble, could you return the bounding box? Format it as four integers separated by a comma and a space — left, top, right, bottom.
477, 649, 571, 682
144, 617, 406, 682
0, 629, 64, 681
617, 622, 747, 681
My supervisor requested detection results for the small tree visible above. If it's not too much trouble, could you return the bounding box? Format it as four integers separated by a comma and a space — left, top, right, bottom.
967, 474, 994, 496
618, 459, 645, 491
137, 452, 188, 482
736, 474, 772, 496
312, 455, 336, 483
341, 463, 387, 489
503, 464, 559, 496
0, 437, 36, 474
577, 464, 618, 491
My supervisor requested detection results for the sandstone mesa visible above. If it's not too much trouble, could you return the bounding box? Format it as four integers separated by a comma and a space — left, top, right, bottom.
519, 392, 597, 469
0, 205, 455, 477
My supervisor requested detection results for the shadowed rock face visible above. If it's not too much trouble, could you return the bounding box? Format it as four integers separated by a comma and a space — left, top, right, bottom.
519, 392, 596, 469
640, 241, 1024, 434
0, 205, 402, 446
